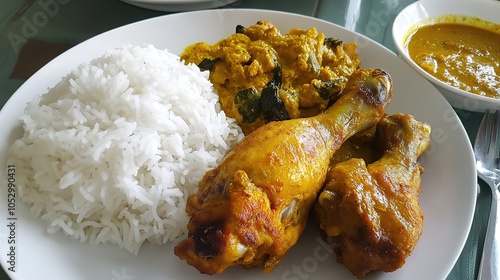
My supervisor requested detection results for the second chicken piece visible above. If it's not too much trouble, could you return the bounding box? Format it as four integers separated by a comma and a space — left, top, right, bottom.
314, 113, 431, 278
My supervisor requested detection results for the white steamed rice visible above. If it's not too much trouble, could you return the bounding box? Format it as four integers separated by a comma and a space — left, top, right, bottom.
7, 44, 243, 254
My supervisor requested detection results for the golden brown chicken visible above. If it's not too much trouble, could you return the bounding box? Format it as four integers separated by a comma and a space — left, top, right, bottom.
174, 68, 393, 274
329, 124, 381, 166
314, 113, 431, 278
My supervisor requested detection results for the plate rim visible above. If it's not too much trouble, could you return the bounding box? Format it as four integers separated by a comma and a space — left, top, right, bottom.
120, 0, 241, 12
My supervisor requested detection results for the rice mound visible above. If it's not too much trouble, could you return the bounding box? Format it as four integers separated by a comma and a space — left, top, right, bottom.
8, 44, 243, 254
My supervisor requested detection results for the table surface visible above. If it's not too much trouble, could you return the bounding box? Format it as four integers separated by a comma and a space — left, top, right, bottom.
0, 0, 491, 279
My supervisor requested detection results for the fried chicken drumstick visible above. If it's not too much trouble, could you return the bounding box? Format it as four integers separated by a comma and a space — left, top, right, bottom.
174, 68, 393, 274
314, 113, 431, 278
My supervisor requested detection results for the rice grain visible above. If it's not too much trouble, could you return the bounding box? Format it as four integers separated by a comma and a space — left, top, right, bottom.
8, 44, 243, 255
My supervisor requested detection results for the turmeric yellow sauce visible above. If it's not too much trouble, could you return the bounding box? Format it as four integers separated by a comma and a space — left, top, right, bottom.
181, 20, 360, 134
182, 20, 381, 164
407, 21, 500, 98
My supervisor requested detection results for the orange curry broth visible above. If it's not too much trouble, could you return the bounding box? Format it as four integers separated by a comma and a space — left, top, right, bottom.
406, 20, 500, 98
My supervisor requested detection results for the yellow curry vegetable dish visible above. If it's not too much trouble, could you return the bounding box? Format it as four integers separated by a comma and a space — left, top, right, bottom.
181, 20, 361, 134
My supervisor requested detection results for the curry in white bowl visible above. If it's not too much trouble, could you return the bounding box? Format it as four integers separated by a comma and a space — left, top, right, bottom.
404, 15, 500, 99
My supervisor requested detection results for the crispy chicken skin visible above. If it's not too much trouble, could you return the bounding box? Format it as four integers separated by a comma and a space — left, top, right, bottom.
174, 68, 393, 274
314, 113, 431, 278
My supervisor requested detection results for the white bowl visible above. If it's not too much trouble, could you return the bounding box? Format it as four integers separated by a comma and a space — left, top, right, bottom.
392, 0, 500, 112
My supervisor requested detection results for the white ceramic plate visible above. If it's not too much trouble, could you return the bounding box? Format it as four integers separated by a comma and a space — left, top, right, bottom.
121, 0, 240, 12
392, 0, 500, 112
0, 9, 476, 280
